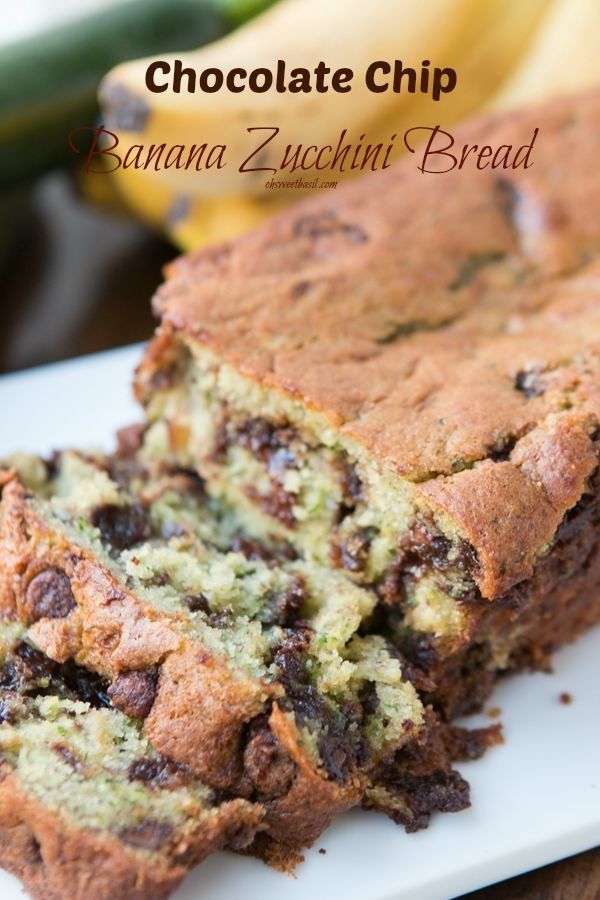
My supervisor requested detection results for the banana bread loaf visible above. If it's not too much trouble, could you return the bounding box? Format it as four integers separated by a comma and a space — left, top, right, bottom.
134, 93, 600, 718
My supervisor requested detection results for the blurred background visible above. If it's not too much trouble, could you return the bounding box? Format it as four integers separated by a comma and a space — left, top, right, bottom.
1, 0, 599, 374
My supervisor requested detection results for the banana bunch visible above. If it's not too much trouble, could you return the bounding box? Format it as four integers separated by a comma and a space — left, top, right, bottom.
94, 0, 597, 252
490, 0, 600, 110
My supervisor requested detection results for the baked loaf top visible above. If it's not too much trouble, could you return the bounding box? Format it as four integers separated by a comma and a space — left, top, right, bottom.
140, 93, 600, 598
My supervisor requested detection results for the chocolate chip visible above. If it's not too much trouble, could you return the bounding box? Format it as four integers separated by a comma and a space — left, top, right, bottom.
261, 577, 306, 627
246, 484, 297, 529
291, 280, 311, 298
128, 756, 191, 790
231, 536, 273, 563
52, 742, 82, 772
243, 728, 296, 798
342, 465, 364, 504
514, 368, 545, 398
237, 419, 298, 465
91, 503, 153, 552
59, 662, 112, 709
108, 670, 157, 720
207, 607, 235, 629
120, 820, 173, 851
24, 568, 75, 622
0, 641, 56, 692
273, 631, 368, 781
0, 641, 112, 709
333, 527, 376, 573
184, 593, 210, 614
231, 535, 298, 564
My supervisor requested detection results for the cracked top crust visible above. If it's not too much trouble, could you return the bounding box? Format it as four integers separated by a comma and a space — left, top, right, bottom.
138, 93, 600, 598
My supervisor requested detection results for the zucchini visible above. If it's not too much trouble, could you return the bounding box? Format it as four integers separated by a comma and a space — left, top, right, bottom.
0, 0, 227, 187
210, 0, 277, 27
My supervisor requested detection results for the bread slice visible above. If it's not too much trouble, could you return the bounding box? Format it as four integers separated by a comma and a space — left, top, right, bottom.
1, 452, 461, 858
0, 620, 262, 900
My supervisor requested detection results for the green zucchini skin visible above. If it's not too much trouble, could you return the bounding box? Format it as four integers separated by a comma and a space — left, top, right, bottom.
211, 0, 276, 27
0, 0, 226, 187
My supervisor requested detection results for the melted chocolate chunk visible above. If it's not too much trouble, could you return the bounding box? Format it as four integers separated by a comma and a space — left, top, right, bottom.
120, 820, 173, 851
294, 210, 368, 244
486, 435, 517, 462
59, 662, 112, 709
243, 727, 296, 798
273, 631, 368, 782
233, 535, 298, 564
184, 593, 210, 614
24, 568, 75, 621
0, 642, 112, 709
128, 756, 191, 790
333, 527, 376, 573
91, 503, 153, 552
342, 465, 364, 504
380, 769, 471, 832
378, 523, 479, 605
0, 641, 56, 692
237, 419, 298, 466
261, 577, 306, 627
217, 417, 302, 528
358, 681, 379, 717
231, 536, 274, 563
246, 484, 297, 529
108, 670, 157, 720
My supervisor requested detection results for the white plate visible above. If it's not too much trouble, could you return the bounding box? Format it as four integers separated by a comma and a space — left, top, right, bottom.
0, 344, 599, 900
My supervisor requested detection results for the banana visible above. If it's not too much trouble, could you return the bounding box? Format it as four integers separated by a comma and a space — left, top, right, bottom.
100, 0, 481, 198
490, 0, 600, 109
96, 0, 562, 251
366, 0, 551, 145
108, 157, 286, 248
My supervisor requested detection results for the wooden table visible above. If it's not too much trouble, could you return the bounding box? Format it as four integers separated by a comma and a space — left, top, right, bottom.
1, 174, 597, 898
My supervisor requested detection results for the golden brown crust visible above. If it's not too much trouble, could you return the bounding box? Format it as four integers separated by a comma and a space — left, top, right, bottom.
418, 415, 598, 597
0, 763, 259, 900
137, 93, 600, 599
259, 704, 362, 849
